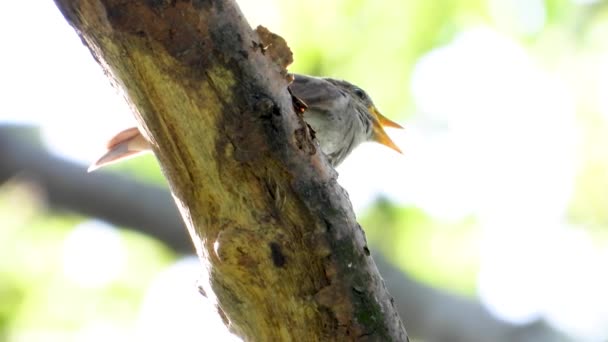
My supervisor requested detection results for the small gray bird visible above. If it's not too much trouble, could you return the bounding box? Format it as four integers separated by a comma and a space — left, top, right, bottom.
89, 74, 402, 171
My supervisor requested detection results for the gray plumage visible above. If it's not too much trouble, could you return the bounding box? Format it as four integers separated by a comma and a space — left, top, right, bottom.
289, 74, 376, 166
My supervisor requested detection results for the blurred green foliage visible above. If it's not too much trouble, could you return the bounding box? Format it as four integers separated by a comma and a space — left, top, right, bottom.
278, 0, 491, 119
104, 154, 166, 184
360, 200, 479, 294
3, 0, 608, 340
0, 182, 174, 339
278, 0, 608, 297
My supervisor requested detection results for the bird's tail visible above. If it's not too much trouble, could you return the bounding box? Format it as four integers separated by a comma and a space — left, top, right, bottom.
88, 127, 151, 172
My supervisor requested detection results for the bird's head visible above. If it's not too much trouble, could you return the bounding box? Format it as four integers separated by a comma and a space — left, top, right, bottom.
340, 82, 403, 154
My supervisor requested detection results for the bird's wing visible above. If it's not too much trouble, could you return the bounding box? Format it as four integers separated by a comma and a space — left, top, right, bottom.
289, 74, 346, 113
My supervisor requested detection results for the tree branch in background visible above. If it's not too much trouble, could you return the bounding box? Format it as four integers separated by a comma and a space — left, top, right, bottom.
0, 125, 567, 342
52, 0, 406, 340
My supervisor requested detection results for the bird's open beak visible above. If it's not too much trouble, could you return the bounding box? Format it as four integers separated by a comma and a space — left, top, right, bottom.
370, 106, 403, 154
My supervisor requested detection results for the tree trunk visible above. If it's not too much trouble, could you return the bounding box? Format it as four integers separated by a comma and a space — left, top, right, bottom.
52, 1, 408, 340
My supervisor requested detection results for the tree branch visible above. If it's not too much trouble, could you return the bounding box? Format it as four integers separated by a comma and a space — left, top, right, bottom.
52, 1, 407, 340
0, 125, 567, 342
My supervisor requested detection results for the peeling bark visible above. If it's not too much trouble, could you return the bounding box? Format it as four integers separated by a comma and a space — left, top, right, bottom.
52, 1, 408, 340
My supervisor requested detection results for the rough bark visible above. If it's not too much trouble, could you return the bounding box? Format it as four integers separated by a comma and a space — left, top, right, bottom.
52, 1, 407, 341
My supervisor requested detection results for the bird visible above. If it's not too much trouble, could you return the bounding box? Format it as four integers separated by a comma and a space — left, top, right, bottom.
88, 74, 402, 172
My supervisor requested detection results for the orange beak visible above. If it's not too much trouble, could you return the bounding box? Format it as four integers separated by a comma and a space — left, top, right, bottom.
370, 106, 403, 154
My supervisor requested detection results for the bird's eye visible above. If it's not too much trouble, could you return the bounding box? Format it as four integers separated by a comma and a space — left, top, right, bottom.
354, 88, 366, 100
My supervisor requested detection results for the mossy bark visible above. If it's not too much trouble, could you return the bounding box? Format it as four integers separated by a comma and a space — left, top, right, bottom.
52, 0, 408, 340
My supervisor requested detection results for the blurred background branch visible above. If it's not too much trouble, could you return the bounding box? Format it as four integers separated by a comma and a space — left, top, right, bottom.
3, 0, 608, 340
0, 124, 566, 341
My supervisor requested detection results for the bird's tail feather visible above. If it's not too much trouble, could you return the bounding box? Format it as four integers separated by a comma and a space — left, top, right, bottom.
88, 127, 150, 172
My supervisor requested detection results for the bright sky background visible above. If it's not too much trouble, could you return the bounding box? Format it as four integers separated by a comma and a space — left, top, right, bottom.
2, 0, 608, 341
